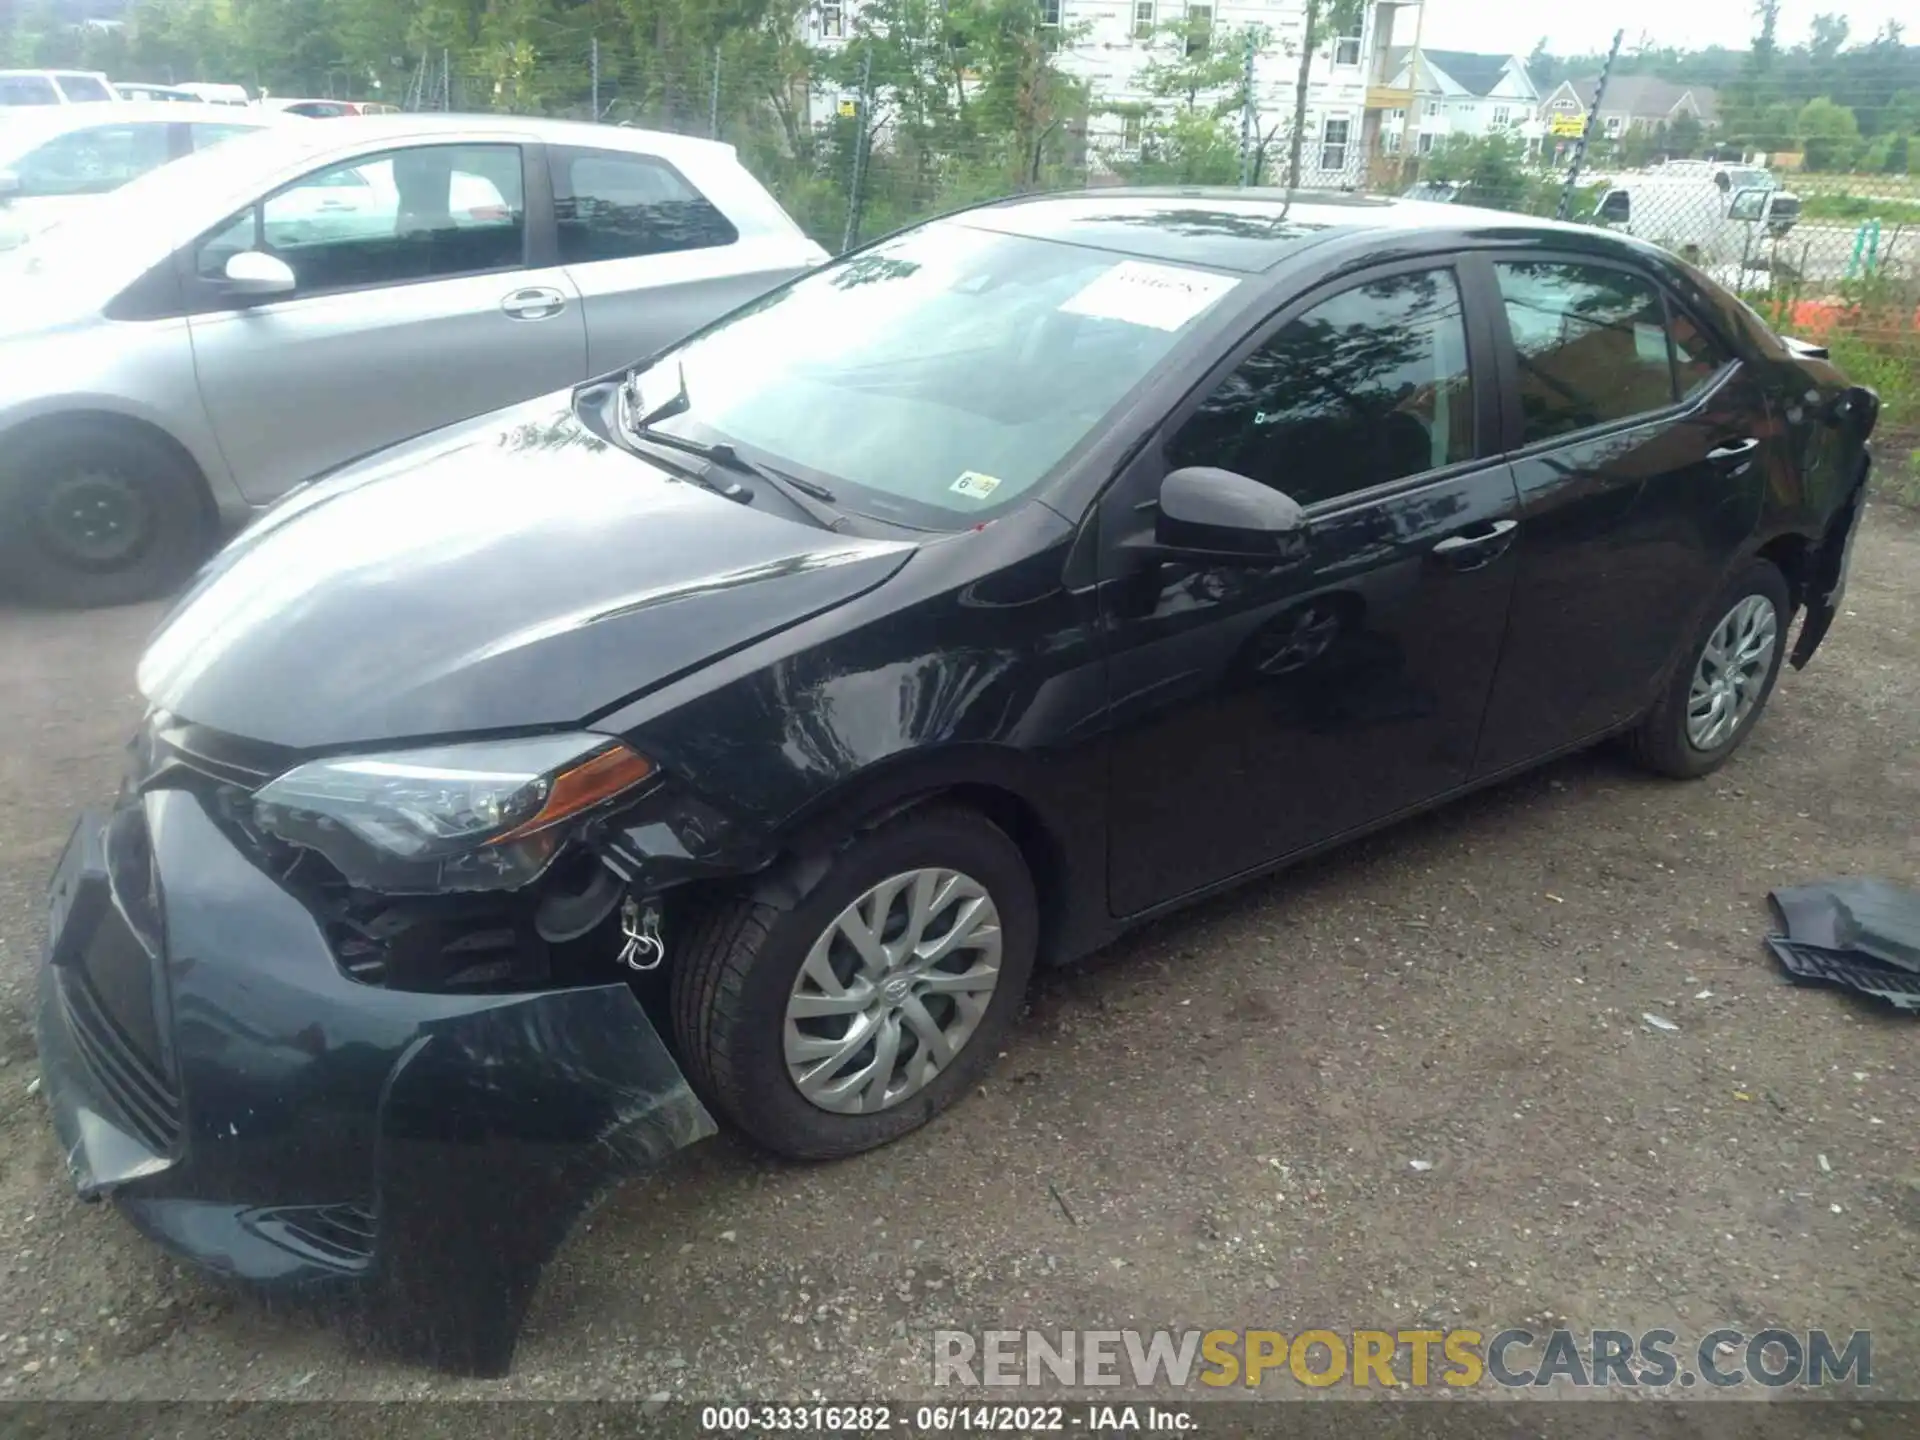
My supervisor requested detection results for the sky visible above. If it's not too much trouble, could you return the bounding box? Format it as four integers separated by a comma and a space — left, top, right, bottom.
1418, 0, 1909, 58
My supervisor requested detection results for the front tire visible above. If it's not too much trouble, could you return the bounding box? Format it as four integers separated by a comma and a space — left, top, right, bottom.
1631, 559, 1790, 779
671, 805, 1037, 1160
0, 426, 212, 607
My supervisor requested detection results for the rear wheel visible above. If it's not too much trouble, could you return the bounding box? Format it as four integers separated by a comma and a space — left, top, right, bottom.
0, 426, 212, 607
671, 806, 1037, 1160
1631, 559, 1790, 778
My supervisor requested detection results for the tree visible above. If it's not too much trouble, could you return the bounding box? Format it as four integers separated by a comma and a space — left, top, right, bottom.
1797, 95, 1861, 170
1121, 18, 1253, 184
1284, 0, 1361, 190
1668, 109, 1705, 158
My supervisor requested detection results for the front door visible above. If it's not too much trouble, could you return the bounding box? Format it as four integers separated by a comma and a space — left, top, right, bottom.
1100, 262, 1523, 914
1472, 256, 1771, 773
185, 141, 587, 502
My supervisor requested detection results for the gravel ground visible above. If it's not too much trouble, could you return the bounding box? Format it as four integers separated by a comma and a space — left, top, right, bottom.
0, 508, 1916, 1413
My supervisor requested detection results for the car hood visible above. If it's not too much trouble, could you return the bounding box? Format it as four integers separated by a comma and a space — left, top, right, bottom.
138, 397, 918, 751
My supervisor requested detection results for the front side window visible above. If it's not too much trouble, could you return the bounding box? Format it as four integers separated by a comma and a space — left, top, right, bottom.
1495, 261, 1678, 443
1168, 268, 1475, 508
554, 148, 737, 263
0, 75, 60, 104
1668, 306, 1734, 399
10, 122, 174, 197
193, 143, 525, 295
54, 74, 114, 102
642, 221, 1242, 527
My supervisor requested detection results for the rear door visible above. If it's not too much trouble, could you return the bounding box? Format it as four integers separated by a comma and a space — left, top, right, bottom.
549, 144, 817, 375
1472, 254, 1772, 774
1100, 260, 1523, 912
185, 140, 587, 502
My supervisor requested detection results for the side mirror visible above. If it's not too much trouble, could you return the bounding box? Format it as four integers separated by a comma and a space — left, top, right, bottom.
1597, 190, 1630, 224
1149, 466, 1307, 561
0, 170, 19, 203
222, 250, 296, 300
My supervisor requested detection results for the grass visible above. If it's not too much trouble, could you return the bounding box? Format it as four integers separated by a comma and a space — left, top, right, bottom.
1798, 192, 1920, 224
1748, 273, 1920, 508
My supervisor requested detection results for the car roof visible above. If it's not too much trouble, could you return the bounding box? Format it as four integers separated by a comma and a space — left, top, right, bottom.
960, 187, 1659, 275
0, 100, 299, 141
240, 111, 742, 164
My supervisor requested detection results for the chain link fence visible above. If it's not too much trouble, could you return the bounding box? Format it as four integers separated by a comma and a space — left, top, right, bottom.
21, 7, 1910, 499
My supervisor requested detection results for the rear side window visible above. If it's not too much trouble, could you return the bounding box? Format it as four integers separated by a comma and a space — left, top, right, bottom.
552, 148, 738, 264
193, 143, 526, 296
12, 122, 175, 196
189, 122, 264, 150
55, 74, 115, 102
1169, 267, 1475, 508
0, 75, 60, 105
1495, 261, 1676, 444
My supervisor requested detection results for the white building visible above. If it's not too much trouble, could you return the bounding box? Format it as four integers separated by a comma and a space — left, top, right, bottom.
808, 1, 1431, 185
1377, 47, 1545, 158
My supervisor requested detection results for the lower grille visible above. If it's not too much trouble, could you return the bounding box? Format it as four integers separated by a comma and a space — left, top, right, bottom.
60, 972, 181, 1155
245, 1203, 377, 1272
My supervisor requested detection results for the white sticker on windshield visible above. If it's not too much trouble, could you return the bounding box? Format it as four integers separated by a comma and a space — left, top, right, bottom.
1058, 260, 1240, 332
952, 471, 1003, 500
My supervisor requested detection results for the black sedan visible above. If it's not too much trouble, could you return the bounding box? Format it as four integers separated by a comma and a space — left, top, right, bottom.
36, 190, 1877, 1373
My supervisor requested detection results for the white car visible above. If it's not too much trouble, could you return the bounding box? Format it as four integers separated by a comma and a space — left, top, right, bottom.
0, 103, 299, 250
0, 114, 830, 605
113, 82, 202, 104
0, 69, 117, 106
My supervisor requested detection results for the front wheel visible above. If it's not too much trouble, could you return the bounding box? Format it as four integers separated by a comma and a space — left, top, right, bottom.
671, 806, 1038, 1160
0, 427, 212, 607
1631, 559, 1791, 779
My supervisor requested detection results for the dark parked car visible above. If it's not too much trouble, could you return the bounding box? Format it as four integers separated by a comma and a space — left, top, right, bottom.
37, 190, 1877, 1373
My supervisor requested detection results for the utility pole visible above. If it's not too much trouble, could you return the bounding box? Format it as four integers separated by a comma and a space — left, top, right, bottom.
841, 45, 875, 253
591, 35, 600, 120
1239, 28, 1257, 187
1558, 28, 1623, 219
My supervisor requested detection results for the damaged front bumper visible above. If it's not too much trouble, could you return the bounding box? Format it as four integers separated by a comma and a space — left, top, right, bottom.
34, 787, 715, 1376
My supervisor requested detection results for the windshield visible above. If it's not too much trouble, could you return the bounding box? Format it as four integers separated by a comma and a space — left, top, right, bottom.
1723, 167, 1775, 192
640, 220, 1240, 527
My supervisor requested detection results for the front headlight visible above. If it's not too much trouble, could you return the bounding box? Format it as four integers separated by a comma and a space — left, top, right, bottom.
252, 733, 654, 893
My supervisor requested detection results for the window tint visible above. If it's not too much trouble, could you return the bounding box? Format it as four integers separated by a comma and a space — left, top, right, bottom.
553, 149, 737, 263
55, 74, 115, 102
13, 122, 174, 196
1168, 268, 1475, 508
194, 144, 525, 295
1495, 261, 1677, 443
1669, 306, 1734, 399
0, 75, 62, 105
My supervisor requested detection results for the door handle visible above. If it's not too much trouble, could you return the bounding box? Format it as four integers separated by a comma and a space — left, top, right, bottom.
1708, 437, 1760, 463
1431, 519, 1518, 569
501, 286, 566, 321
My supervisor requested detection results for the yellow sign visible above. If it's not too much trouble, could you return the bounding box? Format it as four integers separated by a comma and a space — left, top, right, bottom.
1550, 114, 1587, 138
837, 98, 858, 118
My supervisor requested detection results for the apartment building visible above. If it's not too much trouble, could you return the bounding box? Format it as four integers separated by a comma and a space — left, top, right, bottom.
809, 0, 1427, 184
1375, 47, 1545, 157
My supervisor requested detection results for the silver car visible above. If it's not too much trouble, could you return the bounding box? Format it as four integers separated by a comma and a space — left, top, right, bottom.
0, 102, 298, 251
0, 114, 829, 605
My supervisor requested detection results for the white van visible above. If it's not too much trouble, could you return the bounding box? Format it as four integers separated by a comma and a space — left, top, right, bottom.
1592, 162, 1802, 268
0, 70, 117, 106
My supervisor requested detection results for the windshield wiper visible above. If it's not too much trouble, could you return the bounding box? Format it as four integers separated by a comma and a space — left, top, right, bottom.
622, 362, 842, 523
